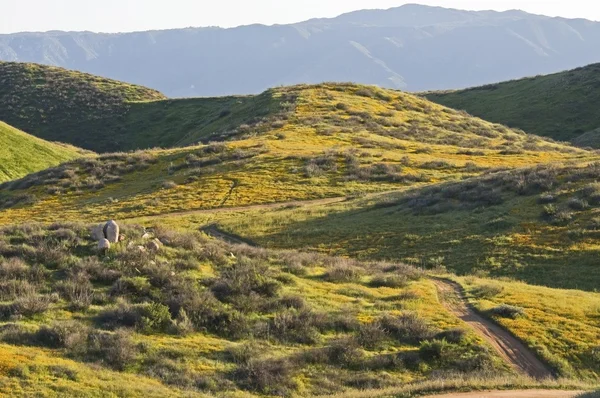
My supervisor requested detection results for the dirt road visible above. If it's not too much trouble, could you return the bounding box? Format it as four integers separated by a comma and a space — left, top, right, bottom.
422, 390, 586, 398
432, 278, 554, 380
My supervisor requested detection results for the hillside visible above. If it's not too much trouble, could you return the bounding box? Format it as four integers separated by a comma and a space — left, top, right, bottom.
3, 5, 600, 97
0, 121, 87, 182
0, 83, 589, 224
0, 62, 166, 152
202, 161, 600, 291
426, 63, 600, 145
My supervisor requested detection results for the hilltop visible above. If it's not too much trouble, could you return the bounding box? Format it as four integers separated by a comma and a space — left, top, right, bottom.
0, 121, 87, 182
426, 63, 600, 146
0, 62, 165, 152
0, 82, 589, 224
3, 5, 600, 96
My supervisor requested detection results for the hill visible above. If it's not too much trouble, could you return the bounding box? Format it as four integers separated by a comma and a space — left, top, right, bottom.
0, 83, 588, 224
0, 62, 166, 152
426, 63, 600, 145
3, 5, 600, 96
0, 121, 87, 182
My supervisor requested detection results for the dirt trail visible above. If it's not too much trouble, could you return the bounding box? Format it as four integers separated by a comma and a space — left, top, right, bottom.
128, 196, 348, 221
422, 390, 586, 398
432, 278, 554, 380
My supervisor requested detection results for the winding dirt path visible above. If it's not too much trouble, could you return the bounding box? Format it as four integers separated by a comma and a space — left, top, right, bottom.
422, 390, 586, 398
432, 278, 554, 380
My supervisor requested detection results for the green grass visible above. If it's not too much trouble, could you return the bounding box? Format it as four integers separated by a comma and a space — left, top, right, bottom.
0, 223, 515, 397
0, 62, 166, 152
0, 83, 589, 224
167, 161, 600, 292
426, 63, 600, 145
0, 121, 88, 182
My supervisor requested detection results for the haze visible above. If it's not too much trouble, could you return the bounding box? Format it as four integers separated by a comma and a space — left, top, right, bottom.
2, 0, 600, 34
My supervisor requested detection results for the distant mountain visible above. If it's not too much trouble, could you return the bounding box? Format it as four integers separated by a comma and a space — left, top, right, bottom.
2, 4, 600, 97
0, 121, 86, 182
426, 63, 600, 146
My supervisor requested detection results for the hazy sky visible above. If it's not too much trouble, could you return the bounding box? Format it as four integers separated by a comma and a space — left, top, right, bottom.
1, 0, 599, 34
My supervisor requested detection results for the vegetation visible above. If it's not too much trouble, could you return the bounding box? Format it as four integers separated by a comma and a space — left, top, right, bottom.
0, 62, 165, 152
0, 121, 88, 182
460, 276, 600, 380
0, 223, 514, 397
426, 63, 600, 145
0, 83, 590, 224
165, 162, 600, 291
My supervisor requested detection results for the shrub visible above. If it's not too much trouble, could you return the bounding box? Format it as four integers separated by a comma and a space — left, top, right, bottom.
85, 329, 138, 370
324, 265, 363, 283
472, 284, 504, 299
368, 274, 408, 289
58, 274, 94, 310
233, 357, 297, 396
433, 328, 468, 344
488, 304, 525, 319
35, 322, 88, 350
357, 322, 388, 350
379, 312, 436, 344
96, 302, 172, 333
11, 293, 51, 317
270, 309, 321, 344
538, 193, 557, 204
567, 198, 589, 210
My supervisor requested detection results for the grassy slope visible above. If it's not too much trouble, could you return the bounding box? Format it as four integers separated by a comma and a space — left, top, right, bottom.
0, 83, 589, 224
0, 223, 515, 397
0, 121, 87, 182
458, 276, 600, 380
426, 63, 600, 144
172, 162, 600, 291
0, 62, 166, 152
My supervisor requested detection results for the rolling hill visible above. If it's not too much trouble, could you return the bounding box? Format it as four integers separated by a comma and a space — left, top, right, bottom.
426, 63, 600, 145
3, 5, 600, 97
0, 76, 598, 396
0, 82, 588, 225
0, 62, 165, 152
0, 121, 87, 182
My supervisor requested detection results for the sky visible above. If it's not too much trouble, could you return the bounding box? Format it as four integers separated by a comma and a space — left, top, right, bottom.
1, 0, 599, 34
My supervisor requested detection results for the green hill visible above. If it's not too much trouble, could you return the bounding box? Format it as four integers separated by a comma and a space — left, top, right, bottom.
0, 121, 87, 182
426, 63, 600, 145
0, 62, 166, 152
0, 83, 588, 223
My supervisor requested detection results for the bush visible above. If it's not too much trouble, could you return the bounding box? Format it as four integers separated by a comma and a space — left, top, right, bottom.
270, 309, 321, 344
233, 357, 297, 396
324, 264, 363, 283
96, 302, 172, 333
368, 274, 408, 288
433, 328, 468, 344
567, 197, 589, 210
379, 313, 436, 344
357, 322, 388, 350
85, 329, 138, 370
472, 284, 504, 299
35, 322, 88, 350
538, 193, 556, 204
58, 274, 94, 310
488, 304, 525, 319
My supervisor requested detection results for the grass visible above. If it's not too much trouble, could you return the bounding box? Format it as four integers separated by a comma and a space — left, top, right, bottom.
426, 63, 600, 145
158, 161, 600, 291
0, 223, 518, 397
458, 276, 600, 380
0, 62, 165, 152
0, 83, 590, 225
0, 121, 88, 182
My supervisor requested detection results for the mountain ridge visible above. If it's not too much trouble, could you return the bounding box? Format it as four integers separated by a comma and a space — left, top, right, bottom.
3, 4, 600, 97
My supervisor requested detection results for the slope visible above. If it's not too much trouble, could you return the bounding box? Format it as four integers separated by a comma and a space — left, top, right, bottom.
3, 5, 600, 97
0, 83, 589, 224
0, 121, 87, 182
0, 62, 166, 152
426, 63, 600, 145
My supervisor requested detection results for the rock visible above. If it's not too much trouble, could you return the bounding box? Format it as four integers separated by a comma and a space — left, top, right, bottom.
146, 239, 162, 252
91, 224, 105, 241
142, 233, 152, 240
103, 220, 120, 243
136, 245, 146, 253
98, 239, 111, 252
